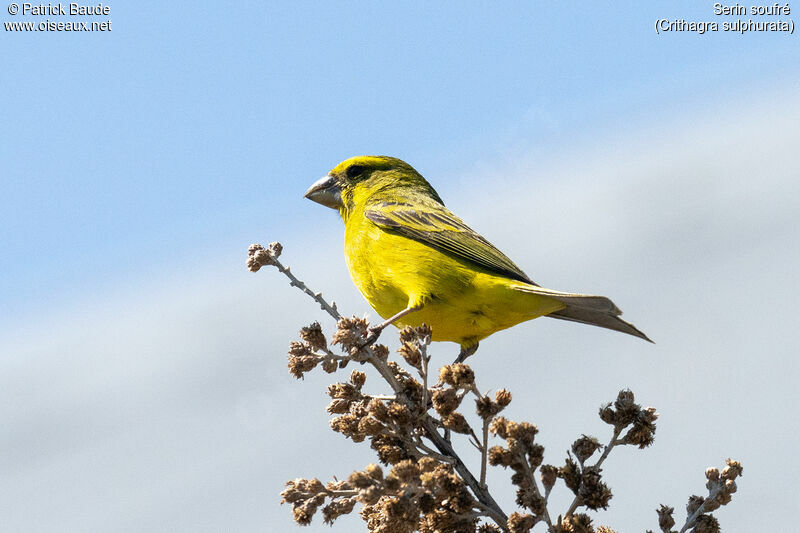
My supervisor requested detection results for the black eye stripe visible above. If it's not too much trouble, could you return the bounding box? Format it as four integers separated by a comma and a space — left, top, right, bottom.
346, 165, 365, 179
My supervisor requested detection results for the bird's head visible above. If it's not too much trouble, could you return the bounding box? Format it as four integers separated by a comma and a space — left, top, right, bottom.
304, 156, 443, 215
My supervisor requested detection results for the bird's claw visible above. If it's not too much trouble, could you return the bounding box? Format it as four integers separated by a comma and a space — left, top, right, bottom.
453, 343, 479, 364
361, 326, 382, 347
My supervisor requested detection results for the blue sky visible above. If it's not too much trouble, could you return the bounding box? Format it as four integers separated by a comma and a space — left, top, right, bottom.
3, 1, 798, 321
2, 2, 799, 532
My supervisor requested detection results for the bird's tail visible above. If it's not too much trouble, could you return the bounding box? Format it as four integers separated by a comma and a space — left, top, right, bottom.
512, 285, 653, 343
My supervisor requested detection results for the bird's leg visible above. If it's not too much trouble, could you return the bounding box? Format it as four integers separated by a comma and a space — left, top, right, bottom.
362, 305, 422, 346
454, 343, 479, 364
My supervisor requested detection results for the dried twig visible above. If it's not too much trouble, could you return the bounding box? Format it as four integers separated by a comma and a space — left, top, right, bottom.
249, 242, 742, 533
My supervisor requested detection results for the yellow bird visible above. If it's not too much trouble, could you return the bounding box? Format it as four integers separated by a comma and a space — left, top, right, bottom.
305, 156, 651, 361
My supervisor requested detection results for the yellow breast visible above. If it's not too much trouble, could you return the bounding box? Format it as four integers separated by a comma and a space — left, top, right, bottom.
343, 209, 564, 347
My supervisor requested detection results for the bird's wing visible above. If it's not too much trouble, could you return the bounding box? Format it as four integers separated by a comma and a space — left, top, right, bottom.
364, 200, 534, 284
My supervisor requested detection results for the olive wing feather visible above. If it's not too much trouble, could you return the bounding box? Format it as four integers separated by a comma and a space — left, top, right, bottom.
364, 201, 534, 284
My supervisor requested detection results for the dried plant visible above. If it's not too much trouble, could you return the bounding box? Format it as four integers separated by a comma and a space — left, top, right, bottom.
248, 242, 742, 533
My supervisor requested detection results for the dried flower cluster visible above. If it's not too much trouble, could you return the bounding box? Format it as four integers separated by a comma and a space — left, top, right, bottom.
281, 316, 507, 530
282, 458, 481, 533
250, 242, 743, 533
649, 458, 742, 533
485, 389, 659, 533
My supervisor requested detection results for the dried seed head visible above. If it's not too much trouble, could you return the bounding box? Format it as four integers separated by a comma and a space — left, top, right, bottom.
288, 341, 312, 357
267, 241, 283, 257
623, 407, 658, 448
527, 443, 544, 468
246, 244, 264, 271
540, 464, 558, 490
246, 243, 282, 271
348, 470, 374, 488
398, 323, 433, 344
281, 477, 326, 526
615, 389, 635, 409
300, 322, 327, 351
571, 435, 602, 463
488, 445, 514, 467
559, 458, 582, 493
417, 492, 436, 514
721, 458, 743, 480
357, 416, 384, 436
507, 512, 536, 533
432, 388, 460, 417
656, 504, 675, 531
705, 467, 720, 481
475, 395, 496, 419
561, 513, 593, 533
280, 479, 308, 504
515, 486, 546, 515
288, 355, 319, 379
370, 434, 410, 464
495, 388, 512, 407
367, 398, 391, 423
714, 490, 732, 506
389, 459, 421, 483
443, 412, 471, 434
414, 324, 432, 343
438, 363, 475, 388
326, 399, 350, 414
291, 503, 315, 525
350, 370, 367, 388
578, 467, 612, 510
614, 389, 641, 426
321, 497, 357, 524
686, 494, 705, 515
329, 414, 361, 440
419, 464, 467, 499
326, 479, 349, 492
507, 421, 538, 444
692, 514, 721, 533
507, 437, 525, 457
387, 402, 412, 426
398, 325, 417, 344
332, 317, 369, 350
489, 417, 509, 439
704, 496, 721, 512
321, 358, 338, 373
323, 496, 356, 522
372, 343, 389, 360
327, 383, 361, 401
365, 463, 383, 480
399, 377, 424, 407
417, 457, 439, 472
387, 361, 412, 380
599, 403, 616, 425
398, 344, 421, 369
359, 485, 382, 505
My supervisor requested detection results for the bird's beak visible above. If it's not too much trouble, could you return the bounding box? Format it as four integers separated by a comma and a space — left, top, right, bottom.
304, 175, 343, 209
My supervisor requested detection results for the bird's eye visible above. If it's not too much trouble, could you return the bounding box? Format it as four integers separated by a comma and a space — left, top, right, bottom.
346, 165, 365, 179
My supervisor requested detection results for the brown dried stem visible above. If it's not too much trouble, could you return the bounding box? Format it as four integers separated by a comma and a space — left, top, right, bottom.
562, 426, 623, 520
254, 241, 742, 533
247, 243, 342, 320
251, 242, 509, 529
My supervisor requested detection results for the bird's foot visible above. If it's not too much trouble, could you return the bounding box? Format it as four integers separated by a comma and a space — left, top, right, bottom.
361, 325, 383, 347
453, 343, 479, 364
